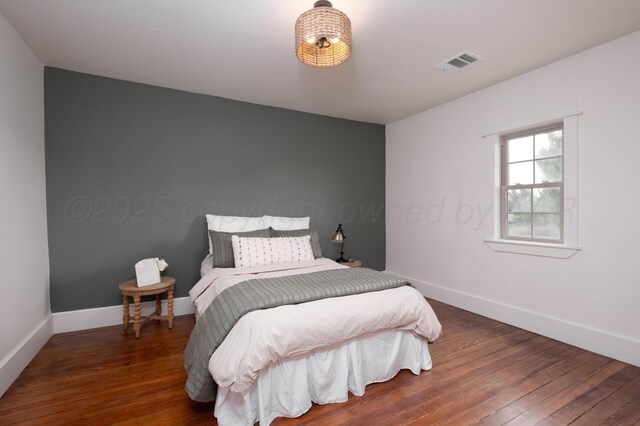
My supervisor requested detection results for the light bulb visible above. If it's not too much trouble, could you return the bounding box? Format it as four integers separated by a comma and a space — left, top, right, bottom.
306, 37, 316, 44
329, 37, 340, 44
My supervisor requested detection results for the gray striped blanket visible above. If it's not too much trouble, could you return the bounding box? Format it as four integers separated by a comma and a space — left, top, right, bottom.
183, 267, 411, 402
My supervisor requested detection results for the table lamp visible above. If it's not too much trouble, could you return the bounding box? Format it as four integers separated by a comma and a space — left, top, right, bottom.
331, 223, 348, 263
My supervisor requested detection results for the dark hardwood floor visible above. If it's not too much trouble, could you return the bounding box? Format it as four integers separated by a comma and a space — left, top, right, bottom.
1, 300, 639, 425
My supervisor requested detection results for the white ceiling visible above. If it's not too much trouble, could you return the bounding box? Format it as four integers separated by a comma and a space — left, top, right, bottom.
1, 0, 640, 124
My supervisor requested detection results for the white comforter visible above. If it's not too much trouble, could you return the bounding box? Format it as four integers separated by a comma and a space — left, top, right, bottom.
189, 258, 442, 393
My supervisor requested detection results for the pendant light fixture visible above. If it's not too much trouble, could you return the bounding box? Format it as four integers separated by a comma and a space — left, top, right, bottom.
294, 0, 352, 68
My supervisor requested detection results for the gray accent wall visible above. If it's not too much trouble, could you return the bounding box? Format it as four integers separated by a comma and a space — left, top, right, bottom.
45, 67, 385, 312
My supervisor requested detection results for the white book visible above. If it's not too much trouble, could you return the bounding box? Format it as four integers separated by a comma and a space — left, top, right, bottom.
135, 258, 161, 287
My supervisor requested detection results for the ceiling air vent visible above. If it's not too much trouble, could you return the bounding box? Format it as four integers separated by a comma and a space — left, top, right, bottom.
435, 51, 483, 74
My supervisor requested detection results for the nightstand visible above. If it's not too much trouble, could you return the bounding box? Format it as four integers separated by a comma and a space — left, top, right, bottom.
119, 276, 175, 338
342, 260, 361, 268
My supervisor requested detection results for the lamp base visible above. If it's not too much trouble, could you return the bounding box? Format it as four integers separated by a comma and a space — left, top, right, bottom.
335, 256, 348, 263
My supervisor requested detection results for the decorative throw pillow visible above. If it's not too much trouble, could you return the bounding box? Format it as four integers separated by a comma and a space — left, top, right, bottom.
209, 228, 271, 268
231, 235, 315, 268
205, 214, 265, 254
269, 228, 323, 259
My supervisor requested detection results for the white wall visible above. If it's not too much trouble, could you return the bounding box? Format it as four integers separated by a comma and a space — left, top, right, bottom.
387, 31, 640, 366
0, 11, 51, 395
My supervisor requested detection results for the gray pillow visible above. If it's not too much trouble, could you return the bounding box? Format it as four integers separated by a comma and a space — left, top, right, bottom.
270, 227, 323, 259
209, 228, 271, 268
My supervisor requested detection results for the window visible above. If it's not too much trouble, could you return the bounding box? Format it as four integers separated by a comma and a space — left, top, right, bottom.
501, 124, 564, 243
483, 113, 579, 258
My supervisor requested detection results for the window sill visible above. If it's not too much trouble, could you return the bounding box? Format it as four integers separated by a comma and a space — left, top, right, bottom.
484, 239, 581, 259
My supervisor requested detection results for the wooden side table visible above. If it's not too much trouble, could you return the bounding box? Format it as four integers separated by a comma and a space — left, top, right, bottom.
342, 260, 362, 268
119, 276, 175, 338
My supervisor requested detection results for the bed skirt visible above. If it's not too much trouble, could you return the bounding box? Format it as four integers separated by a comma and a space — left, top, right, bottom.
214, 329, 432, 425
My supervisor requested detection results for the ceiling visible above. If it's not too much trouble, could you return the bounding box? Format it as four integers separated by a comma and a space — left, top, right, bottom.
1, 1, 640, 124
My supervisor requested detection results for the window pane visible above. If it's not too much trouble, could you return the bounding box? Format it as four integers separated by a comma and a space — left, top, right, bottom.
535, 130, 562, 159
509, 161, 534, 185
507, 214, 531, 238
535, 158, 562, 183
533, 214, 561, 240
508, 136, 533, 162
507, 189, 531, 213
533, 187, 561, 213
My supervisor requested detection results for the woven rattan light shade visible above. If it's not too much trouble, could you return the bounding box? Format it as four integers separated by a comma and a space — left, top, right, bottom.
295, 1, 352, 68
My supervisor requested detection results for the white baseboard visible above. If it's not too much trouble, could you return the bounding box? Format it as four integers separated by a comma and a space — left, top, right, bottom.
389, 271, 640, 368
53, 297, 195, 334
0, 315, 53, 397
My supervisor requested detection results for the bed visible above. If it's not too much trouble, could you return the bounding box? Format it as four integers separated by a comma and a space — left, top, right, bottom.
184, 216, 442, 425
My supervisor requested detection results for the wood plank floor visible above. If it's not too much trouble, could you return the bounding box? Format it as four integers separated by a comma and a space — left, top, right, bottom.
1, 300, 639, 425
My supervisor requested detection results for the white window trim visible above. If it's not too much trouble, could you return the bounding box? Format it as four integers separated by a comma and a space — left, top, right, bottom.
483, 113, 581, 259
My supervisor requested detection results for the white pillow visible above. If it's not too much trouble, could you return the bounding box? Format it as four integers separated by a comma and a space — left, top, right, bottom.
231, 235, 314, 268
206, 214, 265, 254
263, 215, 310, 231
